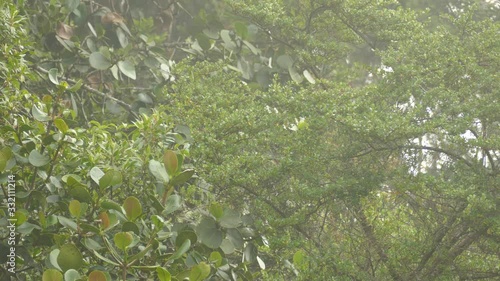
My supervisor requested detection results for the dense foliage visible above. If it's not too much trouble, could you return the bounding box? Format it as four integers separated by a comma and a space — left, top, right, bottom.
1, 0, 499, 280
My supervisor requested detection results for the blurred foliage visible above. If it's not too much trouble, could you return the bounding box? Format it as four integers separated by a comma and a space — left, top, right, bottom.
1, 0, 500, 280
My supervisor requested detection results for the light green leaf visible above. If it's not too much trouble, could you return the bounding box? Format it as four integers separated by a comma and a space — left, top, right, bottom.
48, 68, 59, 85
32, 105, 51, 121
43, 269, 63, 281
189, 262, 211, 281
218, 209, 242, 228
99, 169, 122, 189
90, 166, 104, 184
65, 0, 80, 12
117, 60, 136, 80
196, 217, 223, 249
156, 267, 171, 281
149, 160, 169, 183
89, 52, 112, 70
277, 55, 293, 69
114, 232, 133, 251
57, 244, 84, 272
168, 238, 191, 261
123, 196, 142, 221
163, 150, 178, 176
64, 269, 81, 281
0, 147, 13, 172
163, 194, 181, 215
88, 270, 107, 281
289, 67, 303, 83
116, 27, 128, 48
29, 150, 50, 167
303, 69, 316, 84
68, 200, 81, 218
54, 118, 69, 133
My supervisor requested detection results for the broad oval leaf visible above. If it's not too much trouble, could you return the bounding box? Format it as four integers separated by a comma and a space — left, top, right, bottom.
90, 167, 105, 184
57, 244, 84, 272
149, 160, 169, 183
54, 118, 69, 133
117, 60, 136, 80
32, 105, 51, 121
114, 232, 133, 250
29, 150, 50, 167
189, 262, 211, 281
123, 196, 142, 221
64, 269, 81, 281
156, 267, 171, 281
219, 209, 242, 229
88, 270, 107, 281
170, 169, 194, 186
48, 68, 59, 85
99, 169, 122, 189
42, 269, 63, 281
169, 238, 191, 261
163, 150, 178, 176
68, 200, 81, 218
277, 55, 293, 69
163, 194, 181, 215
196, 217, 223, 249
89, 52, 112, 70
0, 147, 13, 172
303, 69, 316, 84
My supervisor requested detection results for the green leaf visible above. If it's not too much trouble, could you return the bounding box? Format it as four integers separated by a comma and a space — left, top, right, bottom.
68, 79, 83, 92
209, 251, 223, 267
123, 196, 142, 221
69, 185, 92, 203
68, 200, 81, 218
209, 202, 224, 219
48, 68, 59, 85
163, 194, 181, 215
99, 169, 122, 189
234, 22, 248, 39
54, 118, 69, 133
156, 267, 171, 281
243, 243, 257, 263
169, 238, 191, 261
64, 269, 81, 281
128, 244, 152, 264
29, 150, 50, 167
219, 239, 235, 254
175, 229, 197, 248
196, 33, 211, 51
88, 270, 107, 281
90, 166, 105, 184
42, 269, 63, 281
117, 60, 136, 80
92, 250, 120, 266
116, 27, 128, 48
57, 244, 84, 272
114, 232, 133, 251
293, 249, 305, 266
170, 169, 194, 186
218, 209, 242, 228
289, 67, 303, 83
58, 216, 78, 231
65, 0, 80, 12
277, 55, 293, 69
100, 199, 122, 212
257, 256, 266, 270
196, 217, 223, 249
189, 262, 211, 281
89, 52, 112, 70
163, 150, 178, 176
0, 147, 13, 172
32, 105, 51, 121
303, 69, 316, 84
149, 160, 169, 183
